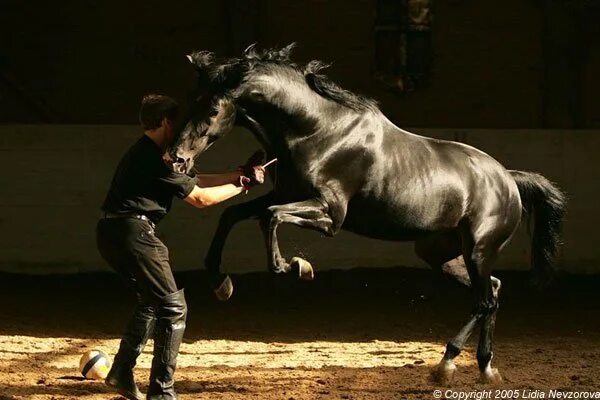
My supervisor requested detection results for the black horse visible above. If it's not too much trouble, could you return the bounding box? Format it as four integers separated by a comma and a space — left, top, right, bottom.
170, 44, 566, 384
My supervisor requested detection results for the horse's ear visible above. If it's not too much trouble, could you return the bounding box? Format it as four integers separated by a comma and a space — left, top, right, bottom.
243, 43, 258, 58
187, 51, 215, 72
278, 42, 296, 61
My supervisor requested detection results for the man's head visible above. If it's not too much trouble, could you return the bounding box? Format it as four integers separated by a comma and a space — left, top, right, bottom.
139, 94, 179, 143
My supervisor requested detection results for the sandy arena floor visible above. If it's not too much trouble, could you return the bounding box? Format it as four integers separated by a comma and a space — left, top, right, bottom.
0, 269, 598, 399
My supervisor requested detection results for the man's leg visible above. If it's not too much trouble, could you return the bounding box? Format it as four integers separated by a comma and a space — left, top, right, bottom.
97, 219, 155, 400
105, 297, 155, 400
147, 289, 187, 399
128, 221, 186, 400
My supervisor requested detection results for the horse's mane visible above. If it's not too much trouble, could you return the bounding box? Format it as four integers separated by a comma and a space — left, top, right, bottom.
244, 44, 379, 112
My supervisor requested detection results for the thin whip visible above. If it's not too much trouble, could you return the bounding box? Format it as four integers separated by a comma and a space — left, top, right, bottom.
262, 158, 278, 168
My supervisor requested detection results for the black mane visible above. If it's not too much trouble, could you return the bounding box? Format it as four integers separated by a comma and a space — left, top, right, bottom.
188, 44, 379, 112
243, 44, 379, 112
303, 60, 378, 112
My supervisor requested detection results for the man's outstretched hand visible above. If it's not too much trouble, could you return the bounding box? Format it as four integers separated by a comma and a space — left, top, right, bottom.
238, 150, 266, 190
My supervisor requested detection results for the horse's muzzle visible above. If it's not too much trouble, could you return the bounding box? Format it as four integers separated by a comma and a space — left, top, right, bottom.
164, 151, 189, 174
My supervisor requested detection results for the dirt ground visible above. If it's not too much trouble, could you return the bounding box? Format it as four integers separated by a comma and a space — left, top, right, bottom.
0, 269, 598, 399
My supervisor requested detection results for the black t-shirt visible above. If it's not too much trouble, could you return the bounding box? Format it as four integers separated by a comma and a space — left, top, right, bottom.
102, 135, 197, 223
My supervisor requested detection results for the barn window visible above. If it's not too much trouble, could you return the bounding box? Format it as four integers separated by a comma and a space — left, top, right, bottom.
373, 0, 433, 93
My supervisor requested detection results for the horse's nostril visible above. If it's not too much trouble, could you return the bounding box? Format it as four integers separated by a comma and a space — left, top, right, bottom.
176, 157, 186, 164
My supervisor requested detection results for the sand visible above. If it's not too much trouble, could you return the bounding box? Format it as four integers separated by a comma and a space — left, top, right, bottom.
0, 269, 598, 399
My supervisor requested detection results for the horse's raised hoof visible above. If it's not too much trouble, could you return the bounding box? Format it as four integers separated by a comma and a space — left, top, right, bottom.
290, 257, 314, 280
214, 275, 233, 301
430, 361, 456, 385
480, 367, 503, 384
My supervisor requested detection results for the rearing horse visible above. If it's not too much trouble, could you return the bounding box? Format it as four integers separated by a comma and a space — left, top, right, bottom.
170, 45, 566, 384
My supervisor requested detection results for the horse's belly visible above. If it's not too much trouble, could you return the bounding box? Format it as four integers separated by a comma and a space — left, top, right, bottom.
342, 196, 439, 241
342, 220, 428, 241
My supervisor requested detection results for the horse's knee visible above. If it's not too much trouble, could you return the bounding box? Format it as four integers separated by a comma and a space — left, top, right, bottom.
264, 206, 283, 224
317, 216, 335, 237
266, 204, 281, 215
270, 213, 283, 230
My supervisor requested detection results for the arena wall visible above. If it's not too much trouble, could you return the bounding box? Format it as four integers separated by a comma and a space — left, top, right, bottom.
0, 125, 597, 274
3, 0, 599, 128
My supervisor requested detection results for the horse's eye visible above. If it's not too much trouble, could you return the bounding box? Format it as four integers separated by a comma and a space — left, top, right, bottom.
209, 110, 219, 118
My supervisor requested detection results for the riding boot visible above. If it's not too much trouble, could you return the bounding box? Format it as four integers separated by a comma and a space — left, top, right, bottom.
106, 301, 156, 400
147, 289, 187, 400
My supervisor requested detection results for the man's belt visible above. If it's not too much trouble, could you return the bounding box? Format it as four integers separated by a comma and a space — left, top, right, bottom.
102, 212, 155, 228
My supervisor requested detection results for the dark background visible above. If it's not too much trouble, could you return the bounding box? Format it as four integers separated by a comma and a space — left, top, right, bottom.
0, 1, 599, 275
2, 0, 599, 128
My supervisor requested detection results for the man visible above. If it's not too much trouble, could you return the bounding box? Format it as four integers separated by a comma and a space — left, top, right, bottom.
96, 94, 264, 400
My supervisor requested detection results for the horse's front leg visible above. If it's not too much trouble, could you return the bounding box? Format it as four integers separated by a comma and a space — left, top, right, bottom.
205, 192, 275, 300
259, 198, 334, 280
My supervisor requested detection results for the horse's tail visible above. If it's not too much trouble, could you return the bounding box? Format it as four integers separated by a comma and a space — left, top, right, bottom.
510, 170, 567, 286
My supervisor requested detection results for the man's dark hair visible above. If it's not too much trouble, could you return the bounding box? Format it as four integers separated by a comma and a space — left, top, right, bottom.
139, 94, 179, 130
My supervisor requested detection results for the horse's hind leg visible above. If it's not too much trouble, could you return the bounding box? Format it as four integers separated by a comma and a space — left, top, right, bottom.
431, 225, 505, 384
415, 231, 471, 384
477, 275, 502, 383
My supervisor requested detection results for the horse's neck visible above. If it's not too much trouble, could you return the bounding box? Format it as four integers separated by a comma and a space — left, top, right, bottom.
378, 113, 423, 140
240, 113, 273, 153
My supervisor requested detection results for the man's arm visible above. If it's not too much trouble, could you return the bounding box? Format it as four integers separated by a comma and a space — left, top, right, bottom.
194, 150, 265, 188
195, 171, 242, 187
183, 183, 244, 209
184, 166, 265, 209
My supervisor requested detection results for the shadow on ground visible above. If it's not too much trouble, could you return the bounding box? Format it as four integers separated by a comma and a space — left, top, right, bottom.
0, 268, 598, 341
0, 268, 598, 399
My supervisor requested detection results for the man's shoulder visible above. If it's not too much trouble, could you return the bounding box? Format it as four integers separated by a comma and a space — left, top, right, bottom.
128, 135, 153, 152
124, 136, 159, 161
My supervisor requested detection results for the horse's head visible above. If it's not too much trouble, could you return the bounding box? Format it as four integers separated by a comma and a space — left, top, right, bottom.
169, 96, 237, 174
168, 52, 239, 174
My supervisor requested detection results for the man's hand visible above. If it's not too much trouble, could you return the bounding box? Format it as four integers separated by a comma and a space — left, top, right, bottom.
238, 166, 265, 190
238, 150, 266, 189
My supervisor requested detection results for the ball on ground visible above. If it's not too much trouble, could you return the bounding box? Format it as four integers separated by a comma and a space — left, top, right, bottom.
79, 349, 111, 380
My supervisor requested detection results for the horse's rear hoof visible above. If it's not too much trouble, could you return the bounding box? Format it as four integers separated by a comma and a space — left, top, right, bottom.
430, 361, 456, 385
291, 257, 314, 280
214, 275, 233, 301
480, 367, 503, 384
